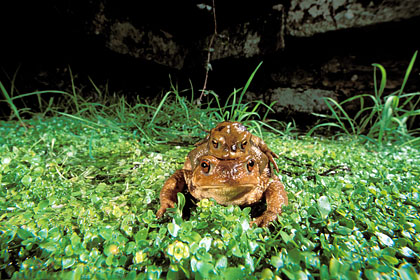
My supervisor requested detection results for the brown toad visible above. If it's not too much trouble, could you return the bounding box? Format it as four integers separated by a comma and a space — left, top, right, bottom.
190, 121, 280, 172
156, 145, 288, 227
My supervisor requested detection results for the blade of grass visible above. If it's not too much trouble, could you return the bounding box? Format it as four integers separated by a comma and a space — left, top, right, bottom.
230, 89, 238, 121
307, 122, 346, 136
68, 66, 80, 113
10, 90, 73, 100
324, 97, 355, 135
238, 61, 263, 106
261, 101, 277, 121
399, 50, 417, 96
88, 76, 104, 100
256, 121, 287, 136
378, 95, 398, 144
10, 64, 21, 98
189, 79, 195, 104
0, 81, 26, 127
372, 63, 387, 100
207, 90, 224, 121
149, 91, 173, 126
56, 111, 105, 129
246, 120, 264, 138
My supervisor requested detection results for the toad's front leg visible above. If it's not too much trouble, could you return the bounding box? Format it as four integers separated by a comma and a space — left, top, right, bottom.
156, 169, 187, 218
251, 179, 288, 227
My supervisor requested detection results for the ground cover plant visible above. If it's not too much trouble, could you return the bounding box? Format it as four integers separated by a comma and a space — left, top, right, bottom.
1, 59, 420, 279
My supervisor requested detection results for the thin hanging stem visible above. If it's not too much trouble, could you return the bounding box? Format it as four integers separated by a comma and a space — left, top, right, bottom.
199, 0, 217, 103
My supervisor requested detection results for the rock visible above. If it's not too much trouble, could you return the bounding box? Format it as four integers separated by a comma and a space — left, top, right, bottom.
107, 21, 187, 69
248, 88, 338, 114
91, 3, 188, 69
84, 1, 420, 66
287, 0, 420, 37
208, 11, 285, 60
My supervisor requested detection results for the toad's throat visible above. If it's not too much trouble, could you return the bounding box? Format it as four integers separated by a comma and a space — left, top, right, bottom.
194, 184, 257, 202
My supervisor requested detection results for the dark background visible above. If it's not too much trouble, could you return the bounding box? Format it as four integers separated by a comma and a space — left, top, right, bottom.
1, 1, 419, 122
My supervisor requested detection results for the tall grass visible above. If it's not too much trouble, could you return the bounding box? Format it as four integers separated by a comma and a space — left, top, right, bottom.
308, 51, 419, 146
62, 62, 293, 142
3, 55, 417, 146
0, 82, 74, 128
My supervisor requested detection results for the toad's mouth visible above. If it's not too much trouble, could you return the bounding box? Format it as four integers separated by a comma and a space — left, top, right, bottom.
198, 184, 256, 189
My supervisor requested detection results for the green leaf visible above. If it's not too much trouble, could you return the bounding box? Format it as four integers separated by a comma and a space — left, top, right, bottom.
39, 241, 57, 253
271, 255, 284, 269
146, 265, 162, 279
289, 248, 303, 265
65, 245, 74, 256
260, 268, 274, 280
329, 258, 341, 277
106, 255, 113, 266
245, 252, 255, 272
398, 263, 420, 280
399, 51, 417, 96
372, 63, 387, 99
62, 257, 75, 269
168, 220, 180, 237
199, 237, 212, 252
280, 230, 293, 243
134, 228, 148, 242
215, 256, 227, 270
320, 264, 329, 280
17, 228, 34, 240
21, 174, 32, 186
376, 232, 394, 247
197, 261, 213, 278
99, 227, 113, 241
382, 255, 399, 265
71, 266, 84, 280
37, 200, 49, 210
231, 243, 242, 258
221, 267, 245, 280
2, 157, 11, 165
317, 196, 331, 219
71, 232, 82, 247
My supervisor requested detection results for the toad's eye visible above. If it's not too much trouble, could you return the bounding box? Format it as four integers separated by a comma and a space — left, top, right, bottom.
201, 159, 211, 173
211, 140, 218, 149
247, 159, 255, 172
241, 140, 247, 150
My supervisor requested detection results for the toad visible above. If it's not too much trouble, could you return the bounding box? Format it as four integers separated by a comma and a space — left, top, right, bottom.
156, 145, 288, 227
191, 121, 280, 172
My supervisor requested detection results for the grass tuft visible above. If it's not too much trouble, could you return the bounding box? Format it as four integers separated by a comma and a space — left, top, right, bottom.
308, 51, 419, 146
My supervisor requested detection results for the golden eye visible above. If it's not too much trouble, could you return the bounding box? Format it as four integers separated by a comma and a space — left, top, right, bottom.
247, 159, 255, 172
212, 140, 218, 149
241, 140, 247, 150
201, 159, 211, 173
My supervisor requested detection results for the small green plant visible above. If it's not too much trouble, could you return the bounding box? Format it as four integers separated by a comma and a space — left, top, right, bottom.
308, 51, 419, 145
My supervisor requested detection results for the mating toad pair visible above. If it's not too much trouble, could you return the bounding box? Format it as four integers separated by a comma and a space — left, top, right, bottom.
156, 121, 288, 227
